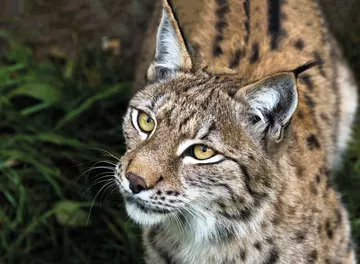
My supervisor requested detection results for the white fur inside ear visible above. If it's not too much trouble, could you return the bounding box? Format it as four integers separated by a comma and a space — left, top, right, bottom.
248, 88, 280, 123
155, 8, 182, 71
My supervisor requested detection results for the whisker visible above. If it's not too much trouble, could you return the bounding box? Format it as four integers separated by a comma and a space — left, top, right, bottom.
87, 181, 115, 226
92, 148, 121, 162
117, 200, 126, 209
176, 211, 186, 236
190, 204, 228, 230
73, 159, 117, 169
171, 212, 184, 236
72, 160, 100, 168
82, 177, 115, 196
183, 203, 206, 222
108, 185, 120, 197
100, 180, 117, 204
177, 208, 191, 228
91, 172, 116, 181
84, 165, 115, 173
78, 165, 115, 182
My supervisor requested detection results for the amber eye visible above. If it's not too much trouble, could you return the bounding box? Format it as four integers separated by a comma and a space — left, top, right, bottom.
192, 145, 216, 160
138, 112, 155, 132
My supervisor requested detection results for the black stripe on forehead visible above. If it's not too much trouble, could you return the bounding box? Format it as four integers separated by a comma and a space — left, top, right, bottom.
175, 108, 217, 139
129, 89, 167, 113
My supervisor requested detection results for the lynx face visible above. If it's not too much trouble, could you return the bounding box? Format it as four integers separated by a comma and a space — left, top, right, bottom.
115, 1, 302, 233
118, 76, 267, 226
116, 73, 304, 231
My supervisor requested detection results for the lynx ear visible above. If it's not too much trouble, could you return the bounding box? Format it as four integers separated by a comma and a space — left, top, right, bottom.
147, 0, 193, 83
236, 73, 298, 145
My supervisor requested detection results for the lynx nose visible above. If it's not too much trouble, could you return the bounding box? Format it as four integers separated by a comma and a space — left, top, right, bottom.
126, 172, 147, 194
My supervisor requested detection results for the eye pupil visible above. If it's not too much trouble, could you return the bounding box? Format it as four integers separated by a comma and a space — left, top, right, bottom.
137, 111, 155, 133
192, 144, 216, 160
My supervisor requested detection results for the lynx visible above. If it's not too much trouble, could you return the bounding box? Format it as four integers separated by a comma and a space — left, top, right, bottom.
115, 0, 358, 263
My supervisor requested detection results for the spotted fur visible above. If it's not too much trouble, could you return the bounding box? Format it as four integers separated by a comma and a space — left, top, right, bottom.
115, 0, 357, 263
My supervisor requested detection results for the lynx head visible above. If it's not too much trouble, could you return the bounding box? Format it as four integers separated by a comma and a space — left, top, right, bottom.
115, 0, 312, 239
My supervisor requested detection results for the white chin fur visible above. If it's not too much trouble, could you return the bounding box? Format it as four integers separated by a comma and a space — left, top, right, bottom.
125, 203, 168, 226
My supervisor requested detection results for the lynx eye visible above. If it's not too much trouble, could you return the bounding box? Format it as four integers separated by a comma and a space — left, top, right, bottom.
192, 145, 216, 160
138, 111, 155, 132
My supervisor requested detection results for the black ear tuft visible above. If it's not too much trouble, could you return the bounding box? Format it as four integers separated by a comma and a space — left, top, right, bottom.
292, 60, 323, 78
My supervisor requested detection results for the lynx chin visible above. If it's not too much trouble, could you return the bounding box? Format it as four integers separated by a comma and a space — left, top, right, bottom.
114, 0, 357, 263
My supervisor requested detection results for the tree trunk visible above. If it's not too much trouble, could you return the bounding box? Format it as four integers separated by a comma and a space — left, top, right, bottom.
0, 0, 21, 56
0, 0, 21, 18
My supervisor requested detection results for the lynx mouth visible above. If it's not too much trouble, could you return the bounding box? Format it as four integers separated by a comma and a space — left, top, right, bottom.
126, 197, 173, 214
116, 172, 177, 225
124, 197, 173, 225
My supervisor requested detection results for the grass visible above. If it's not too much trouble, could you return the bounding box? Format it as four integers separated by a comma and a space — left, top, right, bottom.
0, 32, 142, 263
0, 13, 360, 263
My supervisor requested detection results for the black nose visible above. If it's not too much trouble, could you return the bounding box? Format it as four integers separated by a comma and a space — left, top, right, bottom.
126, 172, 147, 194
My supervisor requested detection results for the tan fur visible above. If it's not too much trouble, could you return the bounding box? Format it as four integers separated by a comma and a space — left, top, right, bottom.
116, 0, 357, 263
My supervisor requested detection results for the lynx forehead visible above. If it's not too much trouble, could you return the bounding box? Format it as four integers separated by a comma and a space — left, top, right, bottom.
114, 0, 357, 263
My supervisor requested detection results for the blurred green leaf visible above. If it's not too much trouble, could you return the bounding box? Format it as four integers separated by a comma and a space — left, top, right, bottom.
0, 30, 12, 40
6, 44, 32, 66
33, 133, 89, 148
53, 201, 88, 227
8, 82, 63, 104
63, 59, 76, 79
20, 102, 51, 116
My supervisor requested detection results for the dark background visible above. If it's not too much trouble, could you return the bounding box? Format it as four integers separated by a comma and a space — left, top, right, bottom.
0, 0, 359, 263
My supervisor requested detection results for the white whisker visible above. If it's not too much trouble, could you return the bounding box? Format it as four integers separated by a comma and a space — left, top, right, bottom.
92, 148, 121, 162
82, 175, 115, 195
78, 160, 115, 181
100, 179, 116, 205
87, 181, 115, 226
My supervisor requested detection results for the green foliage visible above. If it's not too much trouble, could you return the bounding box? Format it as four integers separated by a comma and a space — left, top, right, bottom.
0, 33, 142, 263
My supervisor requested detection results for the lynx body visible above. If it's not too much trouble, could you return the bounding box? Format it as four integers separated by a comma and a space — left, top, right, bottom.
115, 0, 357, 263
